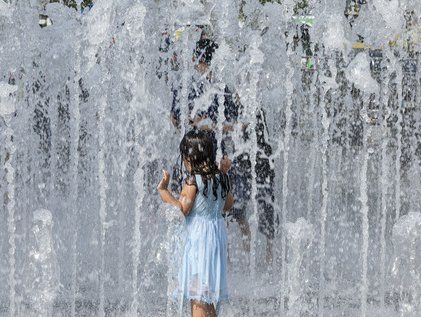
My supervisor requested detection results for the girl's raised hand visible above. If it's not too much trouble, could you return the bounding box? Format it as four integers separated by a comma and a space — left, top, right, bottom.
157, 169, 171, 190
219, 156, 232, 174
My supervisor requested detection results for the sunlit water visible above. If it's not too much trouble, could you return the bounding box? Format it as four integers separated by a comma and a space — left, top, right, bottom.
0, 0, 420, 316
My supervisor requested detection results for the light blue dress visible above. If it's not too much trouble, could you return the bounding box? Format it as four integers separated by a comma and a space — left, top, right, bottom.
175, 174, 228, 308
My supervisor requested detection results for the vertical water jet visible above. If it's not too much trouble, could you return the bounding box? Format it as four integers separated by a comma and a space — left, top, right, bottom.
379, 49, 393, 310
0, 82, 17, 317
69, 12, 82, 315
240, 33, 264, 316
279, 33, 295, 315
97, 95, 108, 317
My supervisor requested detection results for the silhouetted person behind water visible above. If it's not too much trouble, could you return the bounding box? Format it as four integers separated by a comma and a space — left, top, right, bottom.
169, 27, 233, 186
170, 27, 276, 262
169, 28, 252, 256
170, 29, 225, 131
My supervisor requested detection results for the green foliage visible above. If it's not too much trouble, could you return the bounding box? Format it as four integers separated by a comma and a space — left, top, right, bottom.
293, 0, 309, 15
81, 0, 93, 10
48, 0, 93, 10
259, 0, 282, 4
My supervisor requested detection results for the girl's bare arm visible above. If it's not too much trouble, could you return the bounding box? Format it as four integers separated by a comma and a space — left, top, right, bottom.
157, 170, 197, 216
223, 192, 234, 211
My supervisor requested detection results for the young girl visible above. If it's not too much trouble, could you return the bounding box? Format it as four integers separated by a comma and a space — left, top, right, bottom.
157, 129, 234, 317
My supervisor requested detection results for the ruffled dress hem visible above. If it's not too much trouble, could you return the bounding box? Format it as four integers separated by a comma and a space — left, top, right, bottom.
172, 292, 229, 305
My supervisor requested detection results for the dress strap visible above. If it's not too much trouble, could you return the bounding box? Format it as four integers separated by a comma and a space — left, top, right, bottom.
194, 174, 203, 190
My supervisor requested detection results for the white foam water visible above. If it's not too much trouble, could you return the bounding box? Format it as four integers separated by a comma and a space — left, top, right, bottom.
0, 1, 419, 316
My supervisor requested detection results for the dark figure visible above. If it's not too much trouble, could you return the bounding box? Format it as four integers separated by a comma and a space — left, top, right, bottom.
255, 109, 276, 262
169, 29, 253, 254
231, 107, 276, 262
169, 28, 277, 262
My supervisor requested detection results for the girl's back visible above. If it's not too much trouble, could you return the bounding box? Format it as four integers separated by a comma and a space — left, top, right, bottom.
179, 174, 229, 309
187, 175, 225, 220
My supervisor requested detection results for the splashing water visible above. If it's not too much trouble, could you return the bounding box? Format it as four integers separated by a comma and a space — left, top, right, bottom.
0, 0, 420, 316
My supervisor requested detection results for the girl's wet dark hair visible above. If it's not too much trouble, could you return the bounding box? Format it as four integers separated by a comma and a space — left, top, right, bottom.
179, 129, 229, 199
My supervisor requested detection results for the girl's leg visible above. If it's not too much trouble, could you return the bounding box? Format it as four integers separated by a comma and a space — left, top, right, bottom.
190, 300, 217, 317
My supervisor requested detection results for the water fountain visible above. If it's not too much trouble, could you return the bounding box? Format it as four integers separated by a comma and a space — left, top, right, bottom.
285, 218, 313, 316
0, 0, 420, 316
391, 212, 421, 315
22, 209, 59, 317
0, 81, 17, 317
